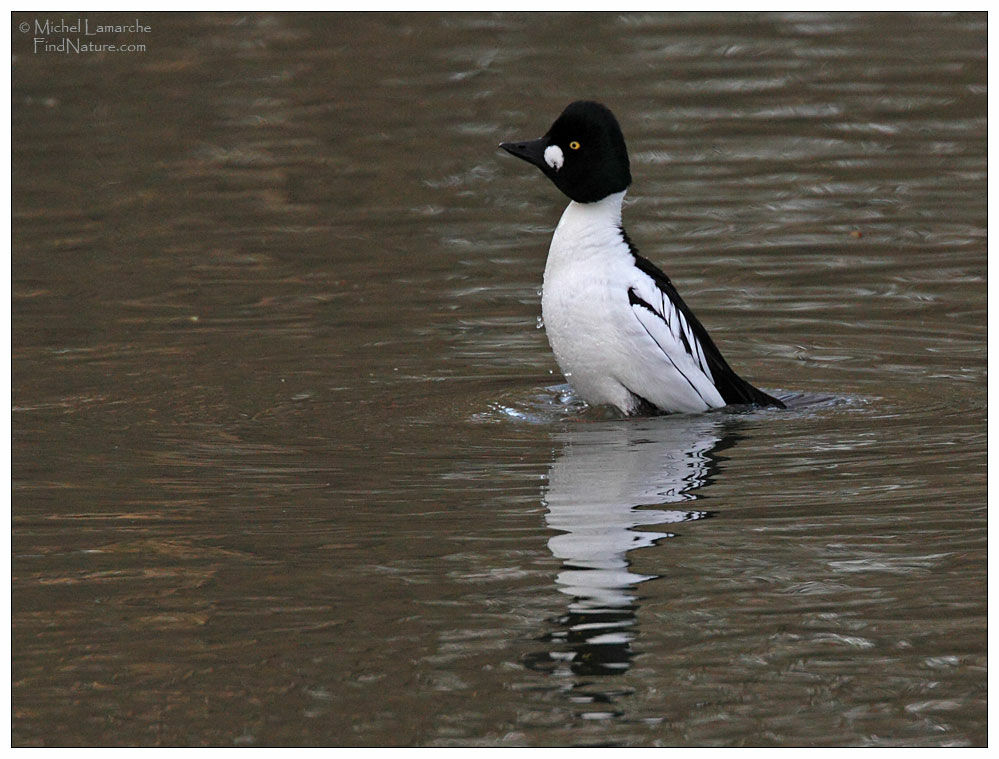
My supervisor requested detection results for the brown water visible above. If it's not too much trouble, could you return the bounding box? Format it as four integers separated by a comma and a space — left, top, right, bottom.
12, 12, 986, 747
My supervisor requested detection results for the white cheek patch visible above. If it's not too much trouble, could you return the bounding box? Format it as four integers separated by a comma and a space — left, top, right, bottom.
544, 144, 564, 171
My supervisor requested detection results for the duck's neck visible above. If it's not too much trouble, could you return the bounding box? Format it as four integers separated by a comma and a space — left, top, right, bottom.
549, 190, 629, 267
557, 190, 626, 230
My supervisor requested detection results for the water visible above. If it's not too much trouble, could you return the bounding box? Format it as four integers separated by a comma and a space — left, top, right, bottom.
12, 12, 986, 747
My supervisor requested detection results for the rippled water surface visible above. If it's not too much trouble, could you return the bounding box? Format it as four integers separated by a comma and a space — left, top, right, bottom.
12, 12, 986, 747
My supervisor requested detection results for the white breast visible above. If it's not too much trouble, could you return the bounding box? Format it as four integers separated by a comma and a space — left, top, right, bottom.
540, 191, 724, 414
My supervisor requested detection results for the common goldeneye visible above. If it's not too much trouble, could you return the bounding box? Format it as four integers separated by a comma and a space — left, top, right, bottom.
500, 100, 784, 415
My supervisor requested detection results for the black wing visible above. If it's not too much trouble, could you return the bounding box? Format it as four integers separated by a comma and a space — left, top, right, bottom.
628, 245, 785, 409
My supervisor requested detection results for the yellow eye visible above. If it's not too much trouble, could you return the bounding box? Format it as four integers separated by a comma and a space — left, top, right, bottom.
569, 141, 581, 150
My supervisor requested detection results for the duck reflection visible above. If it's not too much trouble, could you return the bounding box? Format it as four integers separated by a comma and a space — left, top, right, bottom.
525, 414, 735, 678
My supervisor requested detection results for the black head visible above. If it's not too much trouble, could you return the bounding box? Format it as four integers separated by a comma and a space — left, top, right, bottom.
499, 101, 631, 203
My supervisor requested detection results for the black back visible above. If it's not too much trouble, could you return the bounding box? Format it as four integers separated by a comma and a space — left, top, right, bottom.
624, 234, 785, 409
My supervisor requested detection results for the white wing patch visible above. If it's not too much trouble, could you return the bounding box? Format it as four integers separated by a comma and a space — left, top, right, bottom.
627, 275, 721, 407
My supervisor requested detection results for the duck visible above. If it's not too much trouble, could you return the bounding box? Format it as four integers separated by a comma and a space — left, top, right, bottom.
499, 100, 784, 415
